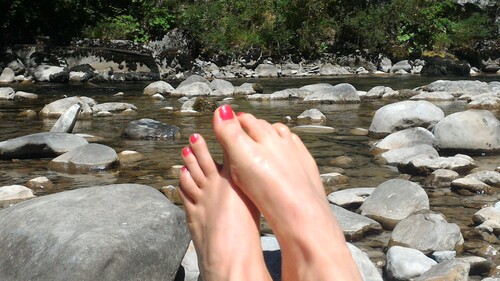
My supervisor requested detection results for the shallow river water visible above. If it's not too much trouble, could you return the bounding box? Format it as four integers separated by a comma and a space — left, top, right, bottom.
1, 75, 499, 273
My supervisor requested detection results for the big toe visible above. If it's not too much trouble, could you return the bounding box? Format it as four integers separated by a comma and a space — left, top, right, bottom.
212, 105, 250, 155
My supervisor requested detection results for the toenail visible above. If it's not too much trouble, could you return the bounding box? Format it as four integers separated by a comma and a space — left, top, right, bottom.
219, 105, 234, 120
182, 147, 192, 157
190, 133, 199, 144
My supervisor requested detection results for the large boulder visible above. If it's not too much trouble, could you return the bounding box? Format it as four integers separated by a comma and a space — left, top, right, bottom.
433, 110, 500, 153
255, 63, 279, 77
0, 184, 189, 281
34, 65, 69, 83
390, 60, 412, 73
372, 127, 435, 152
122, 118, 181, 140
420, 57, 470, 77
39, 96, 96, 118
369, 101, 444, 137
375, 144, 439, 166
422, 80, 491, 96
172, 82, 212, 97
210, 78, 235, 96
359, 179, 429, 230
143, 81, 174, 96
0, 132, 88, 159
302, 83, 360, 103
176, 74, 209, 88
49, 143, 119, 173
398, 154, 477, 175
389, 212, 464, 254
319, 63, 351, 76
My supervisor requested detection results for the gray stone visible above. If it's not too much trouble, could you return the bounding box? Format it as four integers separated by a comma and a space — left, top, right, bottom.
303, 83, 360, 103
330, 204, 382, 241
25, 176, 55, 192
14, 91, 38, 100
143, 81, 174, 96
327, 187, 375, 209
320, 173, 349, 185
390, 60, 412, 73
177, 74, 209, 88
40, 96, 96, 119
414, 259, 469, 281
473, 206, 500, 225
92, 102, 137, 114
297, 108, 326, 124
423, 169, 460, 189
467, 93, 500, 109
347, 243, 384, 281
265, 88, 310, 100
319, 63, 351, 76
359, 179, 429, 230
0, 87, 15, 99
372, 127, 436, 152
122, 118, 181, 140
386, 246, 437, 280
466, 170, 500, 187
431, 251, 456, 263
34, 65, 69, 83
0, 185, 35, 203
389, 212, 464, 254
424, 80, 491, 96
369, 101, 444, 136
49, 143, 119, 173
50, 104, 81, 133
376, 144, 439, 166
210, 79, 234, 96
173, 82, 212, 97
234, 83, 260, 95
379, 56, 392, 73
433, 110, 500, 153
0, 184, 189, 281
0, 132, 88, 160
398, 154, 477, 175
365, 86, 395, 99
0, 67, 15, 83
410, 91, 455, 101
451, 177, 495, 195
255, 63, 279, 77
291, 125, 338, 134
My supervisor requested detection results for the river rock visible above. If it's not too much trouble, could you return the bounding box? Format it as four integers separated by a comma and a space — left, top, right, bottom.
372, 127, 435, 152
172, 82, 212, 97
234, 83, 261, 95
369, 101, 444, 136
410, 91, 456, 101
423, 169, 460, 189
0, 67, 15, 83
327, 187, 375, 209
320, 173, 349, 185
93, 102, 137, 114
319, 63, 351, 76
143, 81, 174, 96
40, 96, 96, 118
0, 132, 88, 159
0, 185, 35, 203
330, 204, 382, 241
14, 91, 38, 100
365, 86, 396, 99
122, 118, 181, 140
69, 64, 96, 82
466, 170, 500, 187
50, 103, 81, 133
420, 57, 470, 77
451, 177, 495, 195
210, 78, 234, 96
177, 74, 209, 88
434, 110, 500, 153
375, 144, 439, 165
398, 154, 477, 175
389, 212, 464, 254
303, 83, 360, 103
414, 259, 470, 281
0, 87, 15, 99
0, 184, 189, 281
291, 125, 338, 134
423, 80, 491, 96
25, 176, 55, 192
390, 60, 412, 73
347, 243, 384, 281
359, 179, 429, 230
297, 108, 326, 124
432, 251, 457, 263
49, 143, 118, 173
385, 246, 437, 281
34, 65, 69, 83
467, 93, 500, 109
255, 63, 279, 77
473, 206, 500, 225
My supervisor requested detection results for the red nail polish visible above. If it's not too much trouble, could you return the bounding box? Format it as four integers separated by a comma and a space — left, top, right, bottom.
219, 105, 234, 120
237, 112, 244, 117
182, 147, 191, 157
181, 166, 187, 172
190, 133, 199, 144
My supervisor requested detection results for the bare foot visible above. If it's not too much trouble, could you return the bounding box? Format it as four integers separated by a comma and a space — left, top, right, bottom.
212, 105, 362, 281
178, 133, 272, 281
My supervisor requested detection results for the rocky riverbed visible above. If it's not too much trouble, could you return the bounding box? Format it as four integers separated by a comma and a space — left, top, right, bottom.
0, 76, 499, 280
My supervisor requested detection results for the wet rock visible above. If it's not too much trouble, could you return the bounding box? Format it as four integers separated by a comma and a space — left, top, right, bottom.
384, 89, 419, 99
122, 118, 181, 140
0, 185, 35, 203
0, 87, 15, 99
330, 204, 382, 241
303, 83, 360, 103
423, 80, 491, 96
369, 101, 444, 136
372, 127, 436, 152
192, 96, 218, 113
423, 169, 460, 189
398, 154, 477, 175
385, 246, 437, 281
143, 81, 174, 96
0, 132, 88, 159
49, 143, 118, 173
18, 109, 37, 119
320, 173, 349, 185
93, 102, 137, 114
0, 67, 15, 83
410, 91, 455, 101
466, 170, 500, 187
390, 60, 412, 73
359, 179, 429, 230
39, 96, 96, 119
330, 156, 353, 168
0, 184, 189, 281
210, 78, 234, 96
179, 98, 197, 112
172, 82, 212, 97
347, 243, 384, 281
376, 144, 439, 165
319, 63, 351, 76
297, 108, 326, 125
433, 110, 500, 153
34, 65, 69, 83
351, 128, 369, 136
451, 178, 495, 196
327, 187, 375, 209
118, 150, 144, 164
25, 176, 55, 192
389, 212, 464, 254
255, 63, 279, 77
234, 83, 260, 95
247, 88, 310, 101
50, 104, 81, 133
414, 259, 469, 281
14, 91, 38, 100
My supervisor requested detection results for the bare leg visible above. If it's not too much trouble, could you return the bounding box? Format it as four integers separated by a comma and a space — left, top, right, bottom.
212, 105, 362, 281
179, 133, 272, 281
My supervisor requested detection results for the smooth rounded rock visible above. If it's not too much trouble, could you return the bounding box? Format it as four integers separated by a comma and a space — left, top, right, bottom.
143, 81, 174, 96
39, 96, 96, 119
376, 144, 439, 166
172, 82, 212, 97
327, 187, 375, 209
386, 246, 437, 281
423, 169, 460, 189
49, 143, 119, 173
414, 259, 469, 281
297, 108, 326, 124
303, 83, 360, 103
330, 204, 382, 241
0, 185, 35, 203
372, 127, 435, 152
398, 154, 477, 175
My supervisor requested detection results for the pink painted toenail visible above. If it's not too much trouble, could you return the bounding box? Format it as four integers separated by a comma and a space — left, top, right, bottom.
190, 133, 199, 144
181, 166, 187, 172
182, 147, 191, 157
219, 105, 234, 120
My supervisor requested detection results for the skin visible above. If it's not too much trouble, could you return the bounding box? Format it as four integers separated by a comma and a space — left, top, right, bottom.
179, 133, 272, 281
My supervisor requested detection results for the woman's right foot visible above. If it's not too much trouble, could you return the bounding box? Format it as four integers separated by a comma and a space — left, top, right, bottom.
212, 105, 362, 281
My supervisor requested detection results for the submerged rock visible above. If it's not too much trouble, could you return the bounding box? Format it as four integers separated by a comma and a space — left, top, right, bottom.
122, 118, 181, 140
303, 83, 360, 103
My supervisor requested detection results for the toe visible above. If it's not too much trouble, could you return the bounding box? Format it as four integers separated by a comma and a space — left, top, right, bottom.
189, 133, 218, 176
213, 105, 255, 156
182, 146, 207, 187
272, 122, 292, 138
179, 166, 201, 204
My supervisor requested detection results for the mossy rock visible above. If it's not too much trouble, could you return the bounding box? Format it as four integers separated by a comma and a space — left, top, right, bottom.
192, 97, 218, 113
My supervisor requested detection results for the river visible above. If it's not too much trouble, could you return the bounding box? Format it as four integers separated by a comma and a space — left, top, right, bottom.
1, 75, 499, 271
